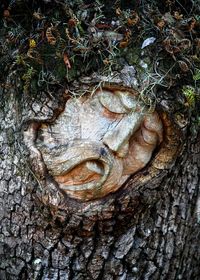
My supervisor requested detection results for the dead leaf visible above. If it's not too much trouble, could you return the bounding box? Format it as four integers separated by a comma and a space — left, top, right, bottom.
63, 53, 71, 69
68, 18, 77, 27
157, 19, 165, 30
174, 11, 183, 20
178, 60, 190, 72
119, 40, 129, 48
46, 26, 59, 45
188, 18, 196, 32
116, 7, 122, 16
3, 10, 10, 18
127, 12, 140, 26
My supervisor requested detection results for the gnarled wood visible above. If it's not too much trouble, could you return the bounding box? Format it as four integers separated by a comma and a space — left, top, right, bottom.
0, 67, 200, 280
23, 86, 175, 202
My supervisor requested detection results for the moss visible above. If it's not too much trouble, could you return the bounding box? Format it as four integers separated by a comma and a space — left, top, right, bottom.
65, 60, 83, 82
30, 79, 39, 95
54, 60, 67, 80
0, 0, 199, 120
124, 47, 141, 66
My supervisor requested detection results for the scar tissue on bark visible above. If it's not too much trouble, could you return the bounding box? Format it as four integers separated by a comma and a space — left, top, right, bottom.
24, 86, 179, 202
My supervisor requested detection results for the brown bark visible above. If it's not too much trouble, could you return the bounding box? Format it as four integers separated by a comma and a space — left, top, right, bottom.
0, 71, 200, 280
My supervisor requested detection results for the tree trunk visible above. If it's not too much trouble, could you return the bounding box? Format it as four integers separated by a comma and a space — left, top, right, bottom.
0, 73, 200, 280
1, 1, 200, 279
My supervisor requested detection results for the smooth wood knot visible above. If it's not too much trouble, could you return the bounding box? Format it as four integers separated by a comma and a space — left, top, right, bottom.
24, 85, 180, 202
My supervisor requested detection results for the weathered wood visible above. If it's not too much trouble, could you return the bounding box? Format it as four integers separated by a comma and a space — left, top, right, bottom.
24, 86, 165, 201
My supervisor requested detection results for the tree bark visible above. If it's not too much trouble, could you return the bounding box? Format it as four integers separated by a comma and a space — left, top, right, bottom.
0, 72, 200, 280
1, 1, 200, 279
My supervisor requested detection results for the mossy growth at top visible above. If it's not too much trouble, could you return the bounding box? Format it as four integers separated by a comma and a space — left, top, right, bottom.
0, 0, 200, 122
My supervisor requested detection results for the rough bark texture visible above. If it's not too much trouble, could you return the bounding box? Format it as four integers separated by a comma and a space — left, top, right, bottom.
0, 72, 200, 280
1, 0, 200, 278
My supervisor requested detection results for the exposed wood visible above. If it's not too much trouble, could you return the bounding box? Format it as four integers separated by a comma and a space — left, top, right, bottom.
24, 86, 167, 201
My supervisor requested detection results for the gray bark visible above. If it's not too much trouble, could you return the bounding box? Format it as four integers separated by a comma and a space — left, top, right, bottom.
0, 72, 200, 280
